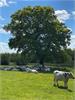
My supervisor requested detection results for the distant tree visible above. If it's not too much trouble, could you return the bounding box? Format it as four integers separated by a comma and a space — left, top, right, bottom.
55, 49, 74, 66
4, 6, 72, 66
1, 53, 9, 65
15, 54, 27, 65
9, 53, 17, 63
64, 49, 74, 66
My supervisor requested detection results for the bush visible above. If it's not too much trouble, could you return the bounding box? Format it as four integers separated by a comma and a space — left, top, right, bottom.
1, 54, 10, 65
16, 54, 27, 65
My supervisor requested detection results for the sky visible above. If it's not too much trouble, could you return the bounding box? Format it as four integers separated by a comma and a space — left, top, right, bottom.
0, 0, 75, 53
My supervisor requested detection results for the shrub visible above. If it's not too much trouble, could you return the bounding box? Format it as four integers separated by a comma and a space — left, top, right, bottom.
1, 54, 9, 65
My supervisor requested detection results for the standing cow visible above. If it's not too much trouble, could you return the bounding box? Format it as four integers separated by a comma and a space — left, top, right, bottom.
53, 70, 75, 88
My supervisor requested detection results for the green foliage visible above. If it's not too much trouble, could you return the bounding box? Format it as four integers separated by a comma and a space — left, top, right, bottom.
1, 54, 10, 65
15, 54, 27, 65
9, 53, 17, 63
0, 48, 74, 66
4, 6, 72, 65
64, 49, 74, 66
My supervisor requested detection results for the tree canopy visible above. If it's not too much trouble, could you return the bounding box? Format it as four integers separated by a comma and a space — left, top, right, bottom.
4, 6, 72, 66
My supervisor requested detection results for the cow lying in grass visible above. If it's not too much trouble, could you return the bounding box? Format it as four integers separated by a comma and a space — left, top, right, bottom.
53, 70, 75, 88
26, 68, 38, 73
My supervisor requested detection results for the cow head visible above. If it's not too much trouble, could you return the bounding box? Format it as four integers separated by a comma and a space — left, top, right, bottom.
68, 72, 75, 79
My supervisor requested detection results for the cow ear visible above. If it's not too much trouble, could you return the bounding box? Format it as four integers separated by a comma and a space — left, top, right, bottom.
69, 72, 73, 77
69, 72, 72, 75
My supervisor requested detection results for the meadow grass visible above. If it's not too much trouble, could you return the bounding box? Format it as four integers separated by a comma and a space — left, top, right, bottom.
0, 71, 75, 100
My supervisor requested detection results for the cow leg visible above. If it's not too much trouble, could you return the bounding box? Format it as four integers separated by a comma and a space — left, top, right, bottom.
56, 80, 59, 87
64, 81, 68, 89
53, 77, 59, 87
53, 77, 57, 86
53, 77, 56, 86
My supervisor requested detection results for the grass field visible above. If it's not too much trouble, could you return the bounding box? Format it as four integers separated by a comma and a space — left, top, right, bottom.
0, 71, 75, 100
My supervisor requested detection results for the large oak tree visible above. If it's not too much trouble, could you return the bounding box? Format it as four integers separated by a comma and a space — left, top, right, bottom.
4, 6, 72, 66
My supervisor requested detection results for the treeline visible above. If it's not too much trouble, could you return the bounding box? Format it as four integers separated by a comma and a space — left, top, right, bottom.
0, 53, 26, 65
0, 48, 74, 67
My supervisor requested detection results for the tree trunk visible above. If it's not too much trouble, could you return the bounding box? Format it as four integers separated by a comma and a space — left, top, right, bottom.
39, 57, 45, 67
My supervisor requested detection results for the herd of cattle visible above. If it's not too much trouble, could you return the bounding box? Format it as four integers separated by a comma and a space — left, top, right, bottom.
0, 65, 75, 89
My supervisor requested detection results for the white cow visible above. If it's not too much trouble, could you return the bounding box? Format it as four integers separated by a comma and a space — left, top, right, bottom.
26, 68, 38, 73
31, 69, 38, 73
53, 70, 75, 88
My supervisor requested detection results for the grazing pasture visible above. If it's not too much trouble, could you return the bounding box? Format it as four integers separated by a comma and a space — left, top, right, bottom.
0, 71, 75, 100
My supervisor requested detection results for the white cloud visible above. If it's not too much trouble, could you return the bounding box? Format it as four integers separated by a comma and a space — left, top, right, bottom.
72, 11, 75, 16
0, 27, 10, 34
68, 35, 75, 49
55, 10, 70, 23
72, 11, 75, 20
8, 1, 16, 4
67, 27, 72, 32
0, 0, 8, 7
0, 42, 16, 53
0, 0, 16, 7
71, 35, 75, 39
